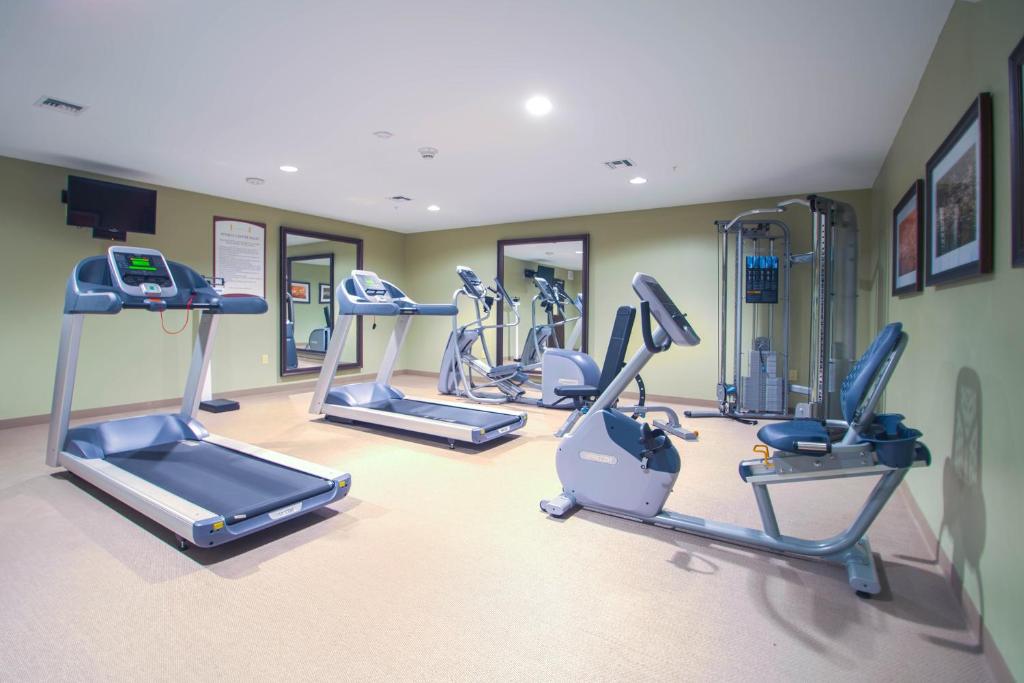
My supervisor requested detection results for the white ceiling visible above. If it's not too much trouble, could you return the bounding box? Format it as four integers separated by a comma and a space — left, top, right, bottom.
0, 1, 953, 234
504, 241, 584, 271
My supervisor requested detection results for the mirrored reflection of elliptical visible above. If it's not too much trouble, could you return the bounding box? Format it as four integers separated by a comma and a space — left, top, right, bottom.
686, 194, 858, 425
438, 266, 598, 408
519, 276, 584, 367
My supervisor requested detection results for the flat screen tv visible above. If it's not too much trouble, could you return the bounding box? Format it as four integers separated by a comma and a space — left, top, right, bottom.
536, 265, 556, 282
65, 175, 157, 240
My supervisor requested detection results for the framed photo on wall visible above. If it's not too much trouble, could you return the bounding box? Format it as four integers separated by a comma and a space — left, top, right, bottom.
1010, 33, 1024, 268
892, 180, 924, 295
319, 283, 332, 304
925, 93, 993, 286
290, 280, 310, 303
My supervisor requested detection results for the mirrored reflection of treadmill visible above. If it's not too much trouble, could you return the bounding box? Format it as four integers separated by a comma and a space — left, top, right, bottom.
310, 269, 528, 448
47, 246, 351, 549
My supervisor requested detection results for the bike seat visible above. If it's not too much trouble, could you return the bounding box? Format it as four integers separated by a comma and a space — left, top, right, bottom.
757, 419, 831, 455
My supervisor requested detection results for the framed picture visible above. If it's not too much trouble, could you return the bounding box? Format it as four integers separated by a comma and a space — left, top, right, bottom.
1010, 34, 1024, 267
319, 283, 332, 304
892, 180, 924, 295
289, 280, 310, 303
925, 93, 993, 286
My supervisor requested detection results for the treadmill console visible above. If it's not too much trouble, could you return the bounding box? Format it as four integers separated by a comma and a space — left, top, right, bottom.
632, 273, 700, 347
107, 246, 177, 298
351, 270, 392, 302
456, 266, 487, 299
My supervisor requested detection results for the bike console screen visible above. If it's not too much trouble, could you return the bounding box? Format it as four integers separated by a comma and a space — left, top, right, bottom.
632, 273, 700, 347
107, 246, 177, 298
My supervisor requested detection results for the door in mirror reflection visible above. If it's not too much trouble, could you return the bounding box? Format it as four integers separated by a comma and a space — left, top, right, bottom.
496, 236, 588, 365
280, 228, 363, 376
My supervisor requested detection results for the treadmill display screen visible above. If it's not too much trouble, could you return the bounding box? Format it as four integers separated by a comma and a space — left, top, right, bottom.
112, 251, 173, 287
356, 273, 387, 296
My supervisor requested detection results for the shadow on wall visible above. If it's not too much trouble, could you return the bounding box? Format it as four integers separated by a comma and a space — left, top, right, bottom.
913, 367, 987, 653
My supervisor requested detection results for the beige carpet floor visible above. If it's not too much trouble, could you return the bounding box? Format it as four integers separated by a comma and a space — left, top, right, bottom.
0, 376, 995, 681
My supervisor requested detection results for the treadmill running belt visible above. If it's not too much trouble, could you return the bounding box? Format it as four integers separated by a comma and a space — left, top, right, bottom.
382, 399, 522, 431
105, 441, 333, 523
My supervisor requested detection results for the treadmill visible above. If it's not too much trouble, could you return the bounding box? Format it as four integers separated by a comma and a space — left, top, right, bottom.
47, 246, 351, 549
309, 269, 527, 448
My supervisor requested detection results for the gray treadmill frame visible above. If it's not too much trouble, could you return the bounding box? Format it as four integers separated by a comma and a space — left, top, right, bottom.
309, 276, 527, 446
47, 308, 350, 546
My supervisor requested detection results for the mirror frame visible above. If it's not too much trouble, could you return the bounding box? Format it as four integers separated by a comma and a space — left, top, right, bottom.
495, 233, 590, 363
279, 226, 364, 377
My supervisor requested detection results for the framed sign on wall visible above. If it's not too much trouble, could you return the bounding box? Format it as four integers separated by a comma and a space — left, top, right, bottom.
213, 217, 267, 298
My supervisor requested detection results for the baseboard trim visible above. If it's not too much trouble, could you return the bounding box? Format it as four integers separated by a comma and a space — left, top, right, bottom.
898, 485, 1014, 683
0, 369, 391, 431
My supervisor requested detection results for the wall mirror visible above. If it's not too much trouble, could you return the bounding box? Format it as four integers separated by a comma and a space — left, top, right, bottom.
280, 227, 363, 376
496, 234, 589, 364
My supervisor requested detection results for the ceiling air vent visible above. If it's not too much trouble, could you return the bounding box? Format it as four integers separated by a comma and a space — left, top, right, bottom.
603, 159, 635, 170
34, 96, 87, 116
388, 195, 413, 202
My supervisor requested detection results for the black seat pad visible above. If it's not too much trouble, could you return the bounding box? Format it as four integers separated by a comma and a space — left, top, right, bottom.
554, 385, 599, 398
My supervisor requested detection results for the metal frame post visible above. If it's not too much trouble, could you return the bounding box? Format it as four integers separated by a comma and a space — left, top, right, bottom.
46, 314, 85, 467
180, 312, 219, 421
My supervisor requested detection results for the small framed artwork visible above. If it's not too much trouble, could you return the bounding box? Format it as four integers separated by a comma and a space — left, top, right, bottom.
319, 283, 332, 304
925, 93, 993, 286
1010, 33, 1024, 267
289, 280, 311, 303
892, 180, 924, 295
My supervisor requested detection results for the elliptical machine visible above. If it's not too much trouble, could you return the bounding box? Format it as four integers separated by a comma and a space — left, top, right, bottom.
438, 266, 596, 408
518, 276, 582, 367
542, 272, 931, 597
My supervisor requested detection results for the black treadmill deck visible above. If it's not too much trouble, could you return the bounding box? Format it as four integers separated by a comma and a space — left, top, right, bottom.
375, 398, 522, 431
105, 441, 333, 523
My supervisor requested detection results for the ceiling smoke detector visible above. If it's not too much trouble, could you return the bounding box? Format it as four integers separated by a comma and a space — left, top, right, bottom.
388, 195, 413, 202
34, 96, 87, 116
373, 130, 394, 139
603, 159, 635, 170
245, 177, 265, 185
418, 147, 438, 160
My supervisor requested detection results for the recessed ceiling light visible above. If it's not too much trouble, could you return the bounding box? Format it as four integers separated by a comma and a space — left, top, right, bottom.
427, 205, 440, 212
525, 95, 553, 117
279, 165, 299, 173
575, 250, 583, 254
245, 177, 265, 185
629, 176, 647, 184
373, 130, 393, 139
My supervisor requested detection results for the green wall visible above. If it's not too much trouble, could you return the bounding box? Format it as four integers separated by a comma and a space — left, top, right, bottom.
401, 189, 874, 401
0, 155, 402, 420
869, 0, 1024, 676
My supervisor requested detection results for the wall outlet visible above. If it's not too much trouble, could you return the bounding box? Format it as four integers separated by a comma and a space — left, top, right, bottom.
789, 369, 798, 381
261, 354, 269, 365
